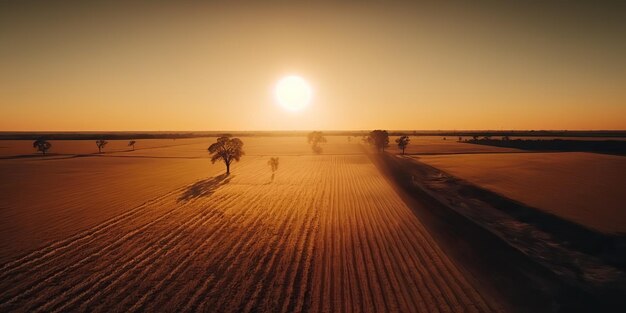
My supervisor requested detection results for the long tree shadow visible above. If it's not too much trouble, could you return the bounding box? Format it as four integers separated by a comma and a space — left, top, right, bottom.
178, 174, 232, 202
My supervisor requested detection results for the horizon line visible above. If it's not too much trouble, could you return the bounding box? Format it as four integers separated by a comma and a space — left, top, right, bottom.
2, 129, 626, 133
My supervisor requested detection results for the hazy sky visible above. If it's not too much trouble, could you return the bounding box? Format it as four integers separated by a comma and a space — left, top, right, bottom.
1, 1, 625, 131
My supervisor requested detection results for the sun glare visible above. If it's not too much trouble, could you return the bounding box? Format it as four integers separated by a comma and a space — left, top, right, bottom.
274, 75, 312, 111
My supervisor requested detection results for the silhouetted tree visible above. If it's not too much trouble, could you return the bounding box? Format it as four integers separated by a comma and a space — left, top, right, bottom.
33, 138, 52, 155
96, 139, 108, 153
268, 157, 279, 181
128, 140, 136, 151
458, 136, 462, 142
307, 131, 327, 154
395, 135, 410, 155
268, 157, 279, 172
368, 130, 389, 152
208, 136, 244, 174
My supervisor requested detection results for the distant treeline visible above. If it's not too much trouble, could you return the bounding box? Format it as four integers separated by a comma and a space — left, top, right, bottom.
0, 130, 625, 140
390, 130, 626, 138
304, 130, 626, 138
0, 132, 202, 140
468, 138, 626, 155
0, 131, 363, 140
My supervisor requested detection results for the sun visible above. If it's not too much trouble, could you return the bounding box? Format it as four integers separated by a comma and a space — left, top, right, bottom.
274, 75, 312, 111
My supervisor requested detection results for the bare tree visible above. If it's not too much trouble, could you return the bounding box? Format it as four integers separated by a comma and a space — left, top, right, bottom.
208, 136, 244, 174
307, 131, 327, 154
128, 140, 136, 151
96, 139, 108, 153
368, 130, 389, 152
33, 138, 52, 155
395, 135, 410, 155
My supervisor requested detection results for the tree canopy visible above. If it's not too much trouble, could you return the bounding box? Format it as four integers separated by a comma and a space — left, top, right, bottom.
368, 130, 389, 152
395, 135, 410, 154
268, 157, 279, 172
307, 131, 327, 154
96, 139, 108, 153
208, 136, 244, 174
33, 138, 52, 155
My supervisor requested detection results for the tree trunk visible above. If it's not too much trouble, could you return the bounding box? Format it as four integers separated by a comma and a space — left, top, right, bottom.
226, 162, 230, 174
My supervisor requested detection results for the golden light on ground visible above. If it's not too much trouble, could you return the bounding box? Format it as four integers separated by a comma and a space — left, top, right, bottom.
274, 75, 312, 111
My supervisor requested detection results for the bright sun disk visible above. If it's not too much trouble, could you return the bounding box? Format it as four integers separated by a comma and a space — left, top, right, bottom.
275, 75, 312, 111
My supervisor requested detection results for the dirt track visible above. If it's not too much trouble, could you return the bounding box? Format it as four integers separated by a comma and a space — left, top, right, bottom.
0, 149, 501, 312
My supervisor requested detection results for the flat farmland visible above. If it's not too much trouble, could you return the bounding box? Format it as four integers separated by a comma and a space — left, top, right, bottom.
0, 156, 215, 262
416, 152, 626, 234
0, 138, 500, 312
1, 136, 364, 159
388, 136, 521, 155
0, 138, 210, 157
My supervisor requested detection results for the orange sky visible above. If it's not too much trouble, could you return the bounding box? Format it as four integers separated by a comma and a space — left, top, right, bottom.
1, 1, 625, 131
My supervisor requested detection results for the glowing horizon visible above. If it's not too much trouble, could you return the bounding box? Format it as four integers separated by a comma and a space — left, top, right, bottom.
1, 1, 625, 131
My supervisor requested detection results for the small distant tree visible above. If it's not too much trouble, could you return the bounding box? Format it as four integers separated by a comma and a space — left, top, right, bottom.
268, 157, 279, 181
96, 139, 108, 153
208, 136, 244, 174
395, 135, 410, 155
458, 136, 462, 142
472, 135, 479, 141
368, 130, 389, 152
268, 157, 279, 172
33, 138, 52, 155
307, 131, 327, 154
128, 140, 136, 151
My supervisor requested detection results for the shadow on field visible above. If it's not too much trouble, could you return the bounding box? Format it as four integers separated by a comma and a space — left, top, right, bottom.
178, 174, 231, 202
368, 151, 626, 313
467, 138, 626, 155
